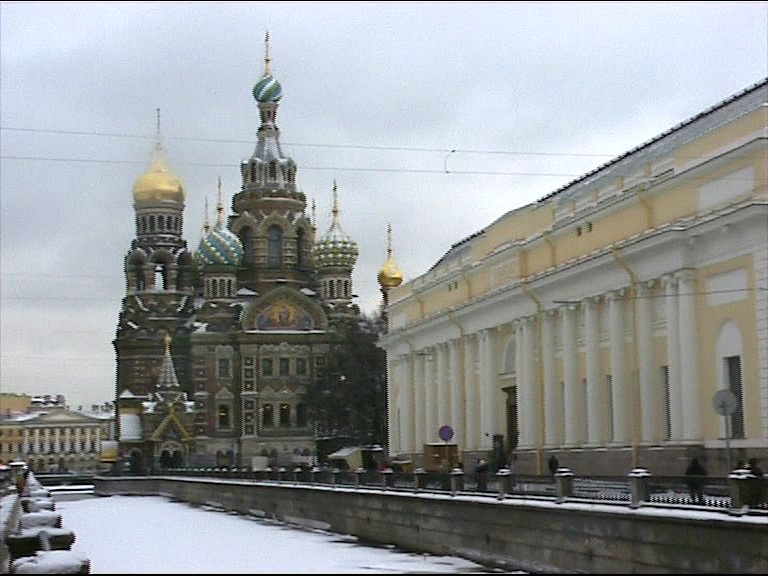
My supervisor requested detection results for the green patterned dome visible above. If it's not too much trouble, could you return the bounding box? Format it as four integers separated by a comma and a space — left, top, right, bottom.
253, 74, 283, 103
314, 228, 359, 268
197, 221, 244, 267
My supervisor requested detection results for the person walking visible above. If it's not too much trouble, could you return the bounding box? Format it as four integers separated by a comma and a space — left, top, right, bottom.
548, 454, 559, 475
684, 457, 707, 504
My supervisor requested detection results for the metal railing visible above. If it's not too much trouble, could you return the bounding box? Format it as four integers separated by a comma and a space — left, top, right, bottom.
157, 465, 768, 514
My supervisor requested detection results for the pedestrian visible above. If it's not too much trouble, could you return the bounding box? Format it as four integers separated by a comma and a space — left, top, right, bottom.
747, 457, 764, 477
684, 456, 706, 504
548, 454, 559, 475
475, 458, 489, 492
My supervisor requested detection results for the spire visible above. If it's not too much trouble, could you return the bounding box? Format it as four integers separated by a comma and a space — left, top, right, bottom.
203, 196, 211, 234
264, 31, 272, 76
157, 334, 180, 389
155, 107, 163, 155
331, 179, 340, 227
216, 176, 224, 226
377, 222, 404, 290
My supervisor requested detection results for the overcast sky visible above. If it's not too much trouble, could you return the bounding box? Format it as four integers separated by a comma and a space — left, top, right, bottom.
1, 1, 766, 411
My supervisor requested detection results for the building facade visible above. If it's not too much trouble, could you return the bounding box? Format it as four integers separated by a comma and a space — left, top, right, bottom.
0, 395, 112, 473
113, 37, 360, 473
378, 78, 768, 476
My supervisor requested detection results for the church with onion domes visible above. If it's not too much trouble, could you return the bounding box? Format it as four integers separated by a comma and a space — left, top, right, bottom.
112, 34, 398, 472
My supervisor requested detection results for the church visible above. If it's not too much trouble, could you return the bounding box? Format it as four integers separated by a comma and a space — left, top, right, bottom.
112, 36, 374, 473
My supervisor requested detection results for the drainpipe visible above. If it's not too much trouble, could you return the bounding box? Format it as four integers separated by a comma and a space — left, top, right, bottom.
413, 291, 425, 320
635, 183, 653, 229
611, 245, 640, 468
521, 282, 545, 476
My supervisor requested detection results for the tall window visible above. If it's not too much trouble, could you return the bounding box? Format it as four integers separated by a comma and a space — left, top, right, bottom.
296, 228, 305, 267
262, 358, 273, 377
262, 404, 274, 427
240, 227, 253, 267
279, 358, 290, 376
279, 403, 291, 427
217, 358, 230, 378
725, 355, 745, 439
217, 405, 231, 429
268, 226, 282, 268
296, 404, 307, 427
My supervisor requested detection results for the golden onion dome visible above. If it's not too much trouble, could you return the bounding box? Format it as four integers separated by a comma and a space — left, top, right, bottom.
132, 151, 185, 205
378, 257, 404, 289
377, 223, 403, 289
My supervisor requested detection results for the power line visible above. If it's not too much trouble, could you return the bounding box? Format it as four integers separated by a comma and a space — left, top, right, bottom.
0, 126, 615, 158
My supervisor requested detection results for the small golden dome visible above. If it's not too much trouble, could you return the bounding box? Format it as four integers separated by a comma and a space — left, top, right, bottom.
132, 152, 185, 205
378, 257, 404, 289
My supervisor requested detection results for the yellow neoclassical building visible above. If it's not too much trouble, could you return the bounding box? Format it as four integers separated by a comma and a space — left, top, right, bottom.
378, 78, 768, 477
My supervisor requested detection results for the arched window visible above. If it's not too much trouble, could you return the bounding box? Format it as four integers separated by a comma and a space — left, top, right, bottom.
239, 227, 253, 267
268, 226, 282, 268
296, 228, 305, 267
279, 403, 291, 427
154, 265, 165, 290
262, 404, 274, 427
217, 404, 231, 429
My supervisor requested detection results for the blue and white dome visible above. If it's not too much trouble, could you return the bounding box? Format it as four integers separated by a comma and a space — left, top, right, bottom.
198, 221, 243, 267
253, 74, 283, 103
313, 181, 358, 268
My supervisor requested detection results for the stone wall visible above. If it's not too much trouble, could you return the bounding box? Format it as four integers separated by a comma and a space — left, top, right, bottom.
94, 476, 767, 574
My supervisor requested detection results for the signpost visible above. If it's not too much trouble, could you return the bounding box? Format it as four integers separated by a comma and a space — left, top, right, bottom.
712, 389, 738, 472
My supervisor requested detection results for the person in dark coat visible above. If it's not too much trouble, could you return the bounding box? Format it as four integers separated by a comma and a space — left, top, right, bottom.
474, 458, 489, 492
685, 457, 706, 504
548, 455, 559, 475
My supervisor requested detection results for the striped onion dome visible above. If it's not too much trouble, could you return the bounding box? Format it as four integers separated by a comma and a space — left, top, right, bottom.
197, 182, 243, 267
314, 181, 358, 268
198, 221, 244, 267
252, 32, 282, 103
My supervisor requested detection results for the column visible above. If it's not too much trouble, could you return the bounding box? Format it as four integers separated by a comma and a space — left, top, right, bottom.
479, 328, 497, 450
664, 275, 683, 440
608, 290, 629, 443
414, 353, 426, 450
514, 321, 530, 448
436, 343, 448, 431
562, 304, 580, 445
403, 354, 415, 453
463, 334, 478, 451
522, 317, 540, 448
585, 297, 603, 445
678, 270, 701, 440
542, 310, 558, 445
637, 282, 658, 443
424, 348, 437, 444
393, 357, 405, 454
449, 339, 464, 449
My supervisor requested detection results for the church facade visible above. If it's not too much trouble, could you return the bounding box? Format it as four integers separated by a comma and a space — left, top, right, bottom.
113, 38, 360, 473
378, 78, 768, 477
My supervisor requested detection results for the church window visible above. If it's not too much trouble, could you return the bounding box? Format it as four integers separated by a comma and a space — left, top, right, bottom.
154, 265, 165, 290
262, 358, 273, 377
158, 215, 164, 230
262, 404, 274, 427
268, 226, 283, 268
269, 162, 277, 180
149, 215, 155, 232
240, 227, 253, 267
725, 355, 745, 439
328, 281, 335, 298
279, 358, 290, 376
296, 228, 305, 267
217, 358, 230, 378
296, 358, 307, 375
279, 403, 291, 427
217, 404, 231, 429
296, 404, 307, 427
